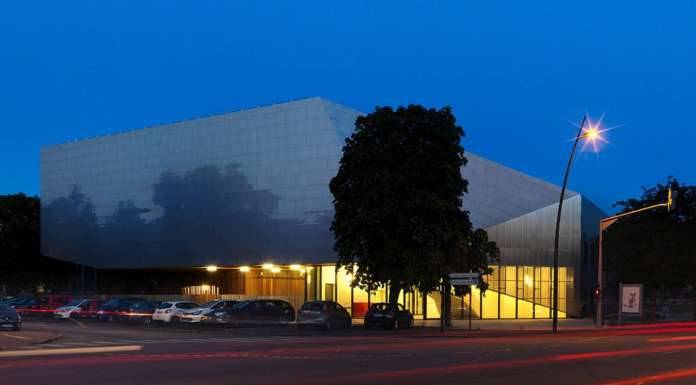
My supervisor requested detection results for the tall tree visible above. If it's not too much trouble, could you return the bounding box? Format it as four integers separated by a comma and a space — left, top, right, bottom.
0, 193, 74, 294
330, 105, 499, 306
605, 178, 696, 311
0, 193, 40, 269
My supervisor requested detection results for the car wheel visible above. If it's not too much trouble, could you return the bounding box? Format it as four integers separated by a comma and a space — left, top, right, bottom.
393, 319, 400, 330
170, 316, 180, 323
325, 320, 332, 331
13, 323, 21, 331
107, 314, 114, 322
297, 324, 305, 330
143, 317, 152, 325
345, 319, 352, 329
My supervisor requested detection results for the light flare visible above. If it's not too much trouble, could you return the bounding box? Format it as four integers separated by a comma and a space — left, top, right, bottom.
572, 113, 617, 153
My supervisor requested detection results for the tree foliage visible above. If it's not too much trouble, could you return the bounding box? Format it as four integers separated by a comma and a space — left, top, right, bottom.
605, 178, 696, 293
0, 193, 74, 294
0, 193, 40, 267
330, 105, 499, 304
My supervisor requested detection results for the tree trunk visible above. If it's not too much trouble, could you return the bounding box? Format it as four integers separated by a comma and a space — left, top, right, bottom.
389, 281, 401, 305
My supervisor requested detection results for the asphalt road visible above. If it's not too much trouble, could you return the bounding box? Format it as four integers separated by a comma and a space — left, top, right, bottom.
2, 319, 696, 385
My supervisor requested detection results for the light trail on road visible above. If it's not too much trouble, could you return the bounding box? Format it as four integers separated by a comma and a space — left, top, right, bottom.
597, 368, 696, 385
322, 343, 696, 385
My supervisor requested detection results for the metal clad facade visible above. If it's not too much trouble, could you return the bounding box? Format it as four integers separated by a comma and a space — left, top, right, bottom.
40, 98, 360, 268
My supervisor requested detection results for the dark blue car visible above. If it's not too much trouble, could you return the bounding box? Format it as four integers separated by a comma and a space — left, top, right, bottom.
0, 303, 21, 331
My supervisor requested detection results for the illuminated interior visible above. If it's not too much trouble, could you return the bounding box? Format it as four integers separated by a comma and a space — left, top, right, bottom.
198, 263, 572, 319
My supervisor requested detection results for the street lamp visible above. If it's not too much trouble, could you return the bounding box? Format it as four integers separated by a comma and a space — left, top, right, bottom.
552, 115, 605, 333
595, 188, 674, 327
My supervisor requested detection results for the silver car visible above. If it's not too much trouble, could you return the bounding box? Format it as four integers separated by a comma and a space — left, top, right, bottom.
297, 301, 351, 330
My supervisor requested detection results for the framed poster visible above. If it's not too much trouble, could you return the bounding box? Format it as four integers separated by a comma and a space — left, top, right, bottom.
621, 284, 643, 316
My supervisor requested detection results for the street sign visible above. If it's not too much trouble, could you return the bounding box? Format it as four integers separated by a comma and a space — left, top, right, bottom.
450, 277, 479, 286
449, 272, 478, 279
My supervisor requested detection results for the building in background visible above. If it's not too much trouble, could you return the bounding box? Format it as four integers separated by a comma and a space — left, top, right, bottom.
40, 97, 604, 319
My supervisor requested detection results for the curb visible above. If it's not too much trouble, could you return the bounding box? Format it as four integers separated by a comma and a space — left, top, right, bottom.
0, 333, 63, 351
34, 333, 64, 345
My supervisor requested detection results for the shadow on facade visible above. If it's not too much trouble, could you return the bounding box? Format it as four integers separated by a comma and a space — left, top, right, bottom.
42, 164, 335, 278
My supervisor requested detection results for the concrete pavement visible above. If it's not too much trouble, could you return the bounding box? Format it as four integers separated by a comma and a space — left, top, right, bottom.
0, 329, 62, 350
414, 317, 597, 330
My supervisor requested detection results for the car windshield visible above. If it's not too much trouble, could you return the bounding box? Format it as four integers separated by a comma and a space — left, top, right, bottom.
370, 303, 393, 312
18, 298, 37, 306
157, 302, 173, 309
301, 302, 324, 311
200, 301, 219, 308
232, 301, 252, 310
0, 304, 10, 311
65, 299, 84, 307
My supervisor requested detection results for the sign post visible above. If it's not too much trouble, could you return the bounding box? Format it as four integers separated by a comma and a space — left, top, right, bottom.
449, 273, 480, 331
449, 272, 480, 287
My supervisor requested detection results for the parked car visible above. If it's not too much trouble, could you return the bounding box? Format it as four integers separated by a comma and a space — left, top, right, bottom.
74, 299, 105, 319
0, 303, 21, 331
297, 300, 351, 330
180, 300, 238, 323
4, 297, 31, 308
152, 301, 199, 323
122, 301, 160, 324
54, 299, 94, 319
207, 300, 295, 326
15, 295, 72, 317
96, 298, 147, 322
363, 303, 414, 330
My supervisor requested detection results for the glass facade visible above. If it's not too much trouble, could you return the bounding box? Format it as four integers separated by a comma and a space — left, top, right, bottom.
231, 263, 571, 320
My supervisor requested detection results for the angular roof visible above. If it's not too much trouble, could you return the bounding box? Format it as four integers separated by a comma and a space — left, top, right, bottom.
461, 152, 577, 229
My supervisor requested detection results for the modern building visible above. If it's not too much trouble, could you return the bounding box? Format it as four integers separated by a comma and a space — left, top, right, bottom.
40, 97, 604, 319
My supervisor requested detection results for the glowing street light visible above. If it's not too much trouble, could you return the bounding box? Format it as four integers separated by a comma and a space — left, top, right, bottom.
205, 265, 218, 273
239, 265, 251, 273
552, 114, 610, 334
290, 264, 302, 271
271, 266, 281, 274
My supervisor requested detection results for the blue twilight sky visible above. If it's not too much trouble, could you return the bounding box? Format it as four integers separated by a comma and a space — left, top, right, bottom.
1, 1, 694, 213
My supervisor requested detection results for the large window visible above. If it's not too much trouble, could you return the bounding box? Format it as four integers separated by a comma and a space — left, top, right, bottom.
446, 264, 571, 320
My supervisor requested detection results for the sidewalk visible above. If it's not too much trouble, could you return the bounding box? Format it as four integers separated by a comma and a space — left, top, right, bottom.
0, 330, 62, 351
412, 318, 596, 331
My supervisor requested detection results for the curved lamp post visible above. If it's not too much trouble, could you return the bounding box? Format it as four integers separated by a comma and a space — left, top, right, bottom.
552, 115, 601, 333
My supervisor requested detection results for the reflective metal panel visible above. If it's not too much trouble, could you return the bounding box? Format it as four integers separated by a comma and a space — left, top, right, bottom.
40, 98, 361, 268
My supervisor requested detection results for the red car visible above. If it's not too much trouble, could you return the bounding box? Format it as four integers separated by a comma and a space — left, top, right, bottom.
15, 295, 72, 316
74, 299, 104, 319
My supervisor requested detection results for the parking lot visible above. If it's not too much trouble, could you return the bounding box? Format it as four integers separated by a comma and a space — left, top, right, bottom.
3, 313, 421, 351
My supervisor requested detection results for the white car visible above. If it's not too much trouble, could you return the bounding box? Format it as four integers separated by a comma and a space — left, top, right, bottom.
54, 299, 92, 319
152, 301, 199, 323
180, 300, 238, 323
